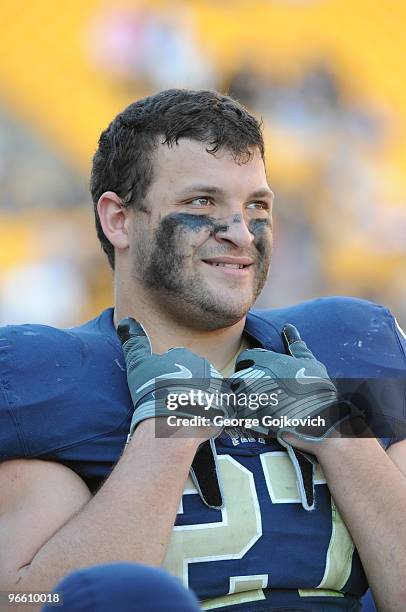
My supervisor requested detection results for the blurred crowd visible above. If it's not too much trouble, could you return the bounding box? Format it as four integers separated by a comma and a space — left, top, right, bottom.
0, 1, 405, 327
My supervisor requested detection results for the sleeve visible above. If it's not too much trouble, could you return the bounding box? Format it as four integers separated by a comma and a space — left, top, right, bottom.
0, 330, 26, 460
370, 313, 406, 450
394, 318, 406, 359
0, 322, 85, 461
385, 317, 406, 448
331, 303, 406, 450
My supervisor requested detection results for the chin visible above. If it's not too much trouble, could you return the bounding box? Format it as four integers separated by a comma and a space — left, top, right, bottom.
152, 276, 259, 330
188, 296, 254, 331
187, 310, 247, 331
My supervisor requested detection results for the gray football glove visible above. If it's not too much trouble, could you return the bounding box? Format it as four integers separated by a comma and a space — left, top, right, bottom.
117, 317, 230, 508
230, 324, 361, 510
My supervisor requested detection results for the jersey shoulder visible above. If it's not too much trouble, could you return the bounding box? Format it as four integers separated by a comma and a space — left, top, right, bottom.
0, 308, 117, 400
246, 296, 405, 376
0, 308, 130, 465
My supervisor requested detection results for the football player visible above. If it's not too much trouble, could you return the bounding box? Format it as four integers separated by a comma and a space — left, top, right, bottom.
0, 90, 405, 611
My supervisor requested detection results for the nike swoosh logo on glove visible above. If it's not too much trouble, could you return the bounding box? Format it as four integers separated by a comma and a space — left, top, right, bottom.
135, 364, 193, 394
295, 367, 326, 385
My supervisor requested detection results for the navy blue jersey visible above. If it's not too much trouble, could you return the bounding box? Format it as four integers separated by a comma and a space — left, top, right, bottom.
1, 297, 405, 610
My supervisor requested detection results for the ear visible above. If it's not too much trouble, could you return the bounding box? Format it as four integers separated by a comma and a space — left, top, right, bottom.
97, 191, 130, 252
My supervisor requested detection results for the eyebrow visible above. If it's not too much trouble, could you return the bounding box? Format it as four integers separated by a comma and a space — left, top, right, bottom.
175, 185, 274, 199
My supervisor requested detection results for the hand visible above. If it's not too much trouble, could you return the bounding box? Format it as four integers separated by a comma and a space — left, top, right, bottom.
230, 324, 362, 510
117, 317, 231, 509
117, 317, 230, 441
231, 324, 360, 444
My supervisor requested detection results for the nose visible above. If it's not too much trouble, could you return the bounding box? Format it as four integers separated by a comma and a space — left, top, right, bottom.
213, 214, 254, 249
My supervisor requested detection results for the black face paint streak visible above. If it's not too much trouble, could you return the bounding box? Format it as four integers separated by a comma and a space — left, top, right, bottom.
163, 212, 217, 233
248, 217, 272, 295
156, 212, 231, 237
232, 214, 242, 223
248, 218, 271, 236
249, 219, 272, 258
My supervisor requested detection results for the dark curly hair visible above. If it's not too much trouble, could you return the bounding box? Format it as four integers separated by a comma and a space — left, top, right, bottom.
90, 89, 265, 269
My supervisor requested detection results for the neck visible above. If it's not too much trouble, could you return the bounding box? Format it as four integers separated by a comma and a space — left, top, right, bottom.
114, 285, 246, 372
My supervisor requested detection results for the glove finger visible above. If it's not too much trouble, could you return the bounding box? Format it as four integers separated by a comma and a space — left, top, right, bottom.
117, 317, 152, 359
282, 324, 314, 360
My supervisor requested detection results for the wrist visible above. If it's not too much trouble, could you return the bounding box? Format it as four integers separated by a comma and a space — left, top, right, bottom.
315, 433, 381, 464
129, 418, 203, 454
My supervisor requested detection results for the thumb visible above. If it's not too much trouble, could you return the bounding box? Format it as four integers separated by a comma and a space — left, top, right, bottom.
282, 324, 314, 360
117, 317, 152, 361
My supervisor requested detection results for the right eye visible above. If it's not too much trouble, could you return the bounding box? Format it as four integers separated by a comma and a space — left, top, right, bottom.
188, 197, 212, 208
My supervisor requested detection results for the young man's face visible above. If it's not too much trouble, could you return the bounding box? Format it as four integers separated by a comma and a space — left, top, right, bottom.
127, 138, 273, 329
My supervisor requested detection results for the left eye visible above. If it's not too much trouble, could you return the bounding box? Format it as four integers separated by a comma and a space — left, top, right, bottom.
247, 201, 268, 211
189, 197, 211, 208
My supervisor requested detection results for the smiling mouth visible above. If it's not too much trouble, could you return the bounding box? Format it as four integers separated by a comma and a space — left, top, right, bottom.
201, 256, 254, 268
201, 260, 254, 274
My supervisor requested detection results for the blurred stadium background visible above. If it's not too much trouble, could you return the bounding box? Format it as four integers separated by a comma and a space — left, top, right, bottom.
0, 0, 405, 328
